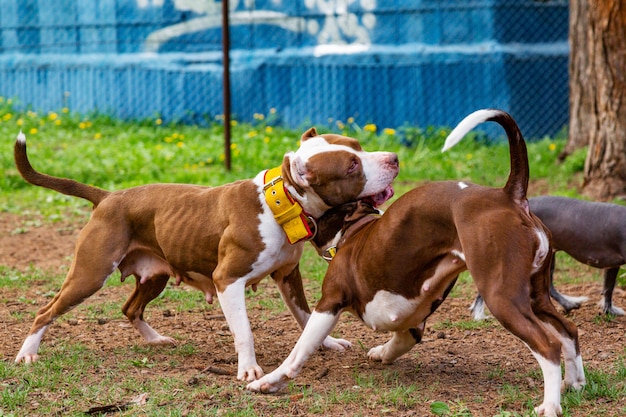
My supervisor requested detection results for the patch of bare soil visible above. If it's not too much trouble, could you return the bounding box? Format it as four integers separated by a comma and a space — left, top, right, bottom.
1, 210, 625, 416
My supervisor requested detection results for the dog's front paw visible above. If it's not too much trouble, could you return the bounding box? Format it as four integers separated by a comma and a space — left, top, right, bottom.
534, 401, 561, 417
238, 363, 264, 382
322, 335, 351, 351
146, 335, 177, 345
246, 373, 289, 393
367, 345, 385, 362
15, 352, 39, 364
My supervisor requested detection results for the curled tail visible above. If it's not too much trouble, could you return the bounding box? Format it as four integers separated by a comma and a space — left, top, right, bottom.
14, 131, 110, 206
442, 109, 529, 205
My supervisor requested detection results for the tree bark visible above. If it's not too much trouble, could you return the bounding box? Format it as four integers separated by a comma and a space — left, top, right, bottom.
561, 0, 592, 161
580, 0, 626, 200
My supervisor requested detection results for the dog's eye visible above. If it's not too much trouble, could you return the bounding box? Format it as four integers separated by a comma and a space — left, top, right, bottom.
347, 160, 359, 174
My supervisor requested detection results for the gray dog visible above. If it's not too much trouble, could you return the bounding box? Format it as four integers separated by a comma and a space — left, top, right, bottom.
472, 195, 626, 319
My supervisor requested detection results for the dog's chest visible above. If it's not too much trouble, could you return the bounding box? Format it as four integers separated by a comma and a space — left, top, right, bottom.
361, 290, 438, 332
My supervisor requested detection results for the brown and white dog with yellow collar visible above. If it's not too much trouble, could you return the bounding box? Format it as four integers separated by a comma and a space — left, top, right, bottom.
247, 110, 586, 416
13, 127, 399, 382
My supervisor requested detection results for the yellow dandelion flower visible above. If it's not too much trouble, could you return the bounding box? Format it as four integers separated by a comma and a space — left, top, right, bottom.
230, 143, 238, 150
265, 126, 273, 133
94, 132, 102, 139
219, 154, 225, 161
347, 117, 355, 124
48, 112, 58, 121
155, 144, 163, 150
364, 123, 377, 133
230, 120, 238, 127
156, 118, 163, 125
206, 157, 214, 164
3, 113, 13, 121
16, 118, 23, 126
549, 143, 557, 151
29, 128, 38, 135
383, 128, 396, 135
466, 153, 473, 160
263, 136, 270, 144
62, 107, 69, 113
55, 119, 61, 126
164, 136, 173, 143
79, 122, 86, 129
247, 130, 257, 138
176, 141, 184, 148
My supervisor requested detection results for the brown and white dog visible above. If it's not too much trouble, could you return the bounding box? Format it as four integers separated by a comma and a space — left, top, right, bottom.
12, 127, 399, 382
247, 110, 586, 417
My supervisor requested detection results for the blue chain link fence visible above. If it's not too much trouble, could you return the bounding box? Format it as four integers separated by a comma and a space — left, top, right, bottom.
0, 0, 568, 139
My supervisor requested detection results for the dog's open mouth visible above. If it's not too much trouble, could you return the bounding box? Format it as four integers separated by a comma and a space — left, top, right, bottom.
363, 185, 394, 207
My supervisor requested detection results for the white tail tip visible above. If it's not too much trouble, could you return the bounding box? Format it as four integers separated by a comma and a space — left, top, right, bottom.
442, 109, 501, 152
17, 130, 26, 143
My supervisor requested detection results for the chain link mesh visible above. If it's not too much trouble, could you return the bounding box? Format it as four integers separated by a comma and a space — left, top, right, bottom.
0, 0, 569, 138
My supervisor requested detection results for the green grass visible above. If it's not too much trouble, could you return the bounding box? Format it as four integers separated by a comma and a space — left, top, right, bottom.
1, 100, 624, 416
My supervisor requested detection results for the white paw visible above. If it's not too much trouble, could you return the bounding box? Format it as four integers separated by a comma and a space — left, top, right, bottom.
607, 305, 625, 316
15, 353, 39, 364
534, 402, 561, 417
238, 363, 264, 382
246, 373, 287, 393
322, 335, 351, 351
367, 345, 384, 362
146, 335, 177, 345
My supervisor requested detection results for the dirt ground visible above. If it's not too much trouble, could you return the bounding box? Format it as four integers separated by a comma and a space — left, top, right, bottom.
1, 209, 625, 416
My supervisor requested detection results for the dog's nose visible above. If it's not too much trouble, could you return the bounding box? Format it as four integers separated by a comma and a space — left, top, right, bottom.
388, 153, 399, 168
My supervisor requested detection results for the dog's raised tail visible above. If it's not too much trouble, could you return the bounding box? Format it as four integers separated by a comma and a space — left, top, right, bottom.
442, 109, 529, 205
14, 131, 110, 206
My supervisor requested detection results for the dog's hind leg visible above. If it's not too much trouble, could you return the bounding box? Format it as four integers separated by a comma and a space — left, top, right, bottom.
480, 283, 567, 417
16, 219, 128, 363
599, 267, 624, 315
367, 326, 423, 364
122, 274, 175, 345
548, 252, 588, 312
17, 258, 120, 362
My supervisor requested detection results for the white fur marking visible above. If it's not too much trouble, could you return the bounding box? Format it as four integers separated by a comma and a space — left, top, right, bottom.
532, 229, 550, 274
529, 349, 563, 417
442, 109, 501, 152
362, 291, 417, 331
17, 130, 26, 143
457, 181, 469, 190
451, 249, 466, 262
16, 325, 48, 363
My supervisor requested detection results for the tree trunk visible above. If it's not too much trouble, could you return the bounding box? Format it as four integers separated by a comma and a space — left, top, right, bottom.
580, 0, 626, 200
560, 0, 592, 161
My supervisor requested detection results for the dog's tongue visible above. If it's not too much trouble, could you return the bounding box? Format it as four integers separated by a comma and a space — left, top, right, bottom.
366, 185, 394, 207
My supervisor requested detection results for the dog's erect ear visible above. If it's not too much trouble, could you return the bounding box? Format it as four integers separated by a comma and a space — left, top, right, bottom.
281, 154, 308, 196
301, 127, 318, 142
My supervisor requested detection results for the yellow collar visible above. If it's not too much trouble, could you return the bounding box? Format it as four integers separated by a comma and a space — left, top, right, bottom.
264, 166, 316, 244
